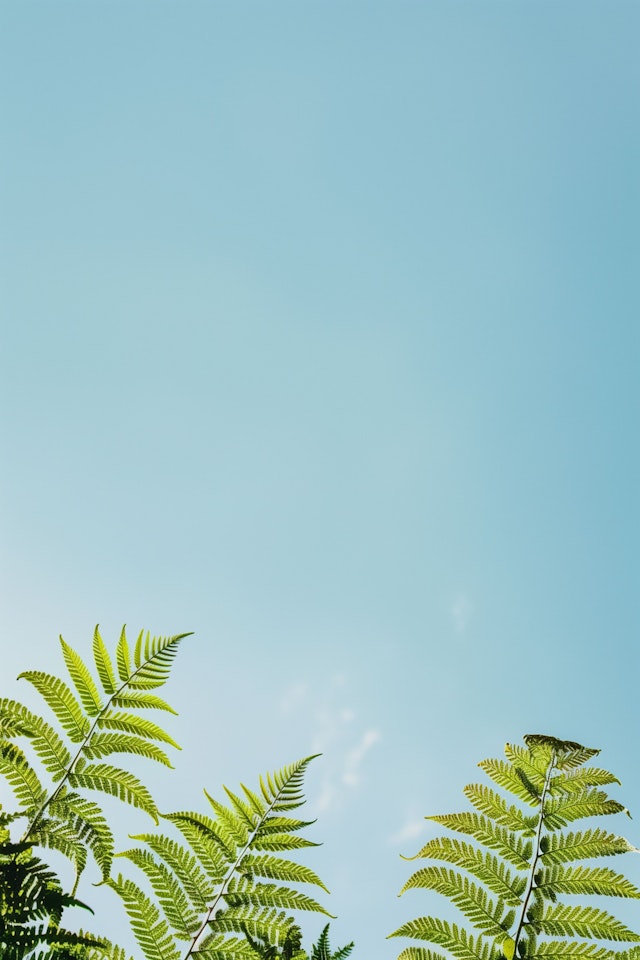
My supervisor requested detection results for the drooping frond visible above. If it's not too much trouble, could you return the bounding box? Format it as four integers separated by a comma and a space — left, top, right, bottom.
391, 734, 640, 960
112, 756, 331, 960
0, 625, 188, 890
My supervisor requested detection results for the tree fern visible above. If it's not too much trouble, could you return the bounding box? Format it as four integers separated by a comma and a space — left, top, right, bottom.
0, 625, 189, 889
111, 756, 332, 960
390, 734, 640, 960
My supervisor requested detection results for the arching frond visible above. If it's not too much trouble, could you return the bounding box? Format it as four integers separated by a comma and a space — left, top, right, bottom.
0, 624, 186, 891
113, 756, 330, 960
391, 734, 640, 960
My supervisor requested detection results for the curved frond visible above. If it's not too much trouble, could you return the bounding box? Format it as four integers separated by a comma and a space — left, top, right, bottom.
93, 624, 117, 695
69, 762, 159, 821
60, 636, 103, 716
0, 741, 46, 812
109, 874, 181, 960
0, 698, 70, 779
85, 732, 173, 767
18, 671, 88, 742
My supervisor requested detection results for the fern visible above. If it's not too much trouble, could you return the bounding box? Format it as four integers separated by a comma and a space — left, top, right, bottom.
391, 734, 640, 960
0, 625, 189, 889
0, 809, 114, 960
111, 756, 332, 960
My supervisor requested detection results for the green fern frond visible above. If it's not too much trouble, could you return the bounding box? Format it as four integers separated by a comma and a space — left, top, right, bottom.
396, 949, 449, 960
109, 874, 181, 960
116, 757, 329, 960
60, 636, 103, 717
18, 671, 88, 742
426, 813, 532, 868
537, 864, 640, 899
84, 732, 173, 767
111, 691, 178, 713
242, 854, 329, 892
69, 762, 159, 821
93, 625, 118, 696
99, 711, 180, 748
0, 741, 46, 812
540, 828, 636, 864
392, 734, 640, 960
0, 698, 71, 780
310, 925, 354, 960
404, 838, 525, 905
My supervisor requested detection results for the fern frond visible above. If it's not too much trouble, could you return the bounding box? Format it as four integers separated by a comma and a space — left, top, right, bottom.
129, 832, 215, 910
394, 735, 640, 960
0, 699, 71, 780
478, 759, 541, 807
99, 710, 180, 748
0, 741, 46, 812
539, 903, 640, 941
93, 625, 117, 695
130, 631, 190, 688
117, 846, 200, 939
426, 812, 532, 868
85, 732, 173, 767
111, 691, 177, 713
537, 864, 640, 899
390, 917, 499, 960
69, 762, 159, 820
396, 949, 449, 960
109, 874, 181, 960
242, 854, 329, 892
405, 837, 525, 905
543, 788, 626, 828
18, 671, 88, 742
48, 791, 115, 879
464, 784, 537, 834
60, 636, 103, 717
541, 828, 636, 864
117, 757, 328, 960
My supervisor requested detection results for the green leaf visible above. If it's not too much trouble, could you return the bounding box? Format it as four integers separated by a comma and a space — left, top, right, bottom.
60, 636, 103, 716
18, 671, 88, 742
0, 741, 46, 811
115, 626, 132, 683
93, 625, 117, 696
69, 763, 159, 821
109, 875, 181, 960
0, 699, 71, 780
84, 732, 173, 767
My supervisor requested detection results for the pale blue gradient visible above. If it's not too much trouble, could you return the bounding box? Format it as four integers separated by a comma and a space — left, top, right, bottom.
1, 2, 638, 956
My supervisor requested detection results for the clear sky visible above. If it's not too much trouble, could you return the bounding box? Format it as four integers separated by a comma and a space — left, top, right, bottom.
1, 2, 638, 957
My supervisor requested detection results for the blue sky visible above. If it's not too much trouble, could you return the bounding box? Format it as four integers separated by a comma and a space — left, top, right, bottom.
1, 2, 639, 956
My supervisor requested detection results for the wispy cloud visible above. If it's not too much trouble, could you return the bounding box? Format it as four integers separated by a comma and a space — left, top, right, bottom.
389, 815, 427, 846
279, 674, 380, 815
343, 729, 381, 787
451, 593, 474, 634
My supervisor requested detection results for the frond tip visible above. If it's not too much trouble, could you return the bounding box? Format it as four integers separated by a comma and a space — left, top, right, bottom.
391, 733, 640, 960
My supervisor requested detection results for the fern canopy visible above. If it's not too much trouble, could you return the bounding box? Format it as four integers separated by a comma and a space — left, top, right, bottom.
112, 756, 332, 960
391, 734, 640, 960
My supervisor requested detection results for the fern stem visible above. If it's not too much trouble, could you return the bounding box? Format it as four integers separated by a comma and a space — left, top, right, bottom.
511, 747, 556, 952
183, 783, 290, 959
21, 651, 168, 844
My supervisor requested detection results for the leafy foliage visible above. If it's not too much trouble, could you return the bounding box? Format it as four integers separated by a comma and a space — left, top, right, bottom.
0, 808, 111, 960
111, 756, 332, 960
390, 734, 640, 960
0, 626, 189, 891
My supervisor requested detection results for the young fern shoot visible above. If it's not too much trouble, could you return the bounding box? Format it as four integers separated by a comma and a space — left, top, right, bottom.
391, 734, 640, 960
111, 756, 333, 960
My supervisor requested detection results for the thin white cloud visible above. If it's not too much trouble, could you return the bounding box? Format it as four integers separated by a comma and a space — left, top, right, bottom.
451, 593, 474, 634
342, 728, 381, 788
389, 816, 427, 846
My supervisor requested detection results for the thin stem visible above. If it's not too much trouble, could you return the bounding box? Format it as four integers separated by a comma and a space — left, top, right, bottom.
512, 749, 556, 951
